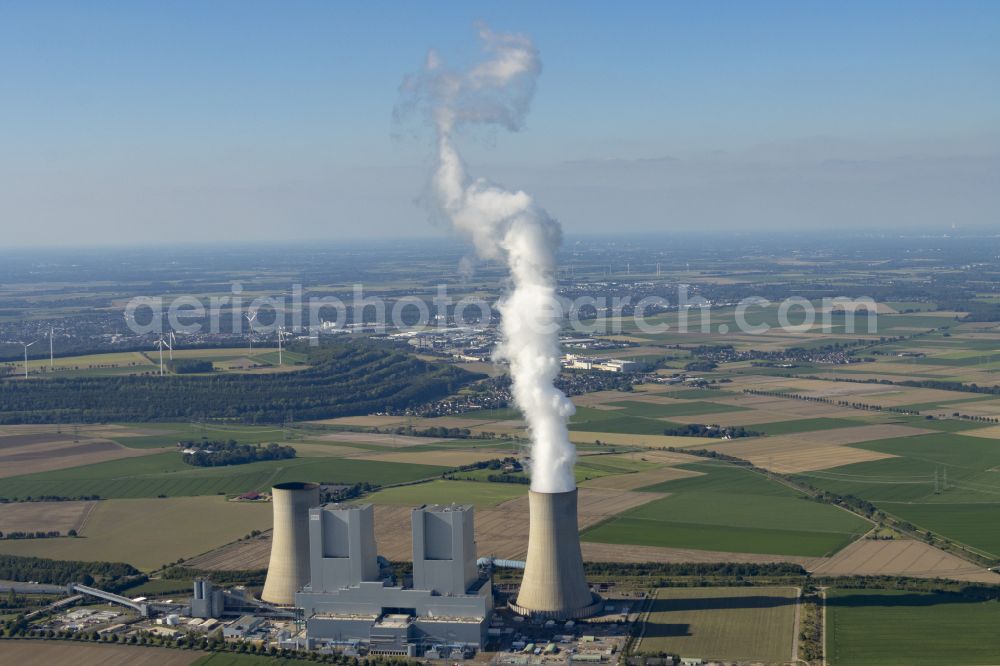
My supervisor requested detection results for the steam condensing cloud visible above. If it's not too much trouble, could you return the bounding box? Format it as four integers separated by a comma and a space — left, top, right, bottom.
398, 25, 577, 493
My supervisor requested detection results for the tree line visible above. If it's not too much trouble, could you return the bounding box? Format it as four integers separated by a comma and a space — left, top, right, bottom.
0, 341, 482, 424
0, 554, 140, 589
180, 439, 296, 467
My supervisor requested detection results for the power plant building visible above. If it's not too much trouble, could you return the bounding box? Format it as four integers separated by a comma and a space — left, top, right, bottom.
296, 503, 491, 655
512, 489, 602, 619
262, 482, 320, 605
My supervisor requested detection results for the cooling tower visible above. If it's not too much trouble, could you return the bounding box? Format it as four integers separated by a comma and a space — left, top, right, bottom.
261, 481, 320, 605
511, 489, 602, 619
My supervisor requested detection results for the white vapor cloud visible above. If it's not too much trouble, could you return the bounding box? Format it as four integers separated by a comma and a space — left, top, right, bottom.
397, 25, 577, 493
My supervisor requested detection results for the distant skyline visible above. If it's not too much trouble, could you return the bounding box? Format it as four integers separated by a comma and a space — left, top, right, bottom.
1, 1, 998, 247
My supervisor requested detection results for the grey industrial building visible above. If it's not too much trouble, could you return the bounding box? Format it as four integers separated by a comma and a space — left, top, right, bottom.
295, 502, 491, 655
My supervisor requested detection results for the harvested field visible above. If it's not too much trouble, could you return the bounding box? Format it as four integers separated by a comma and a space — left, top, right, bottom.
0, 496, 272, 570
183, 532, 273, 571
706, 424, 932, 473
667, 409, 824, 425
0, 432, 80, 449
943, 399, 1000, 418
368, 486, 666, 561
375, 505, 421, 560
415, 416, 501, 428
0, 499, 96, 534
580, 465, 703, 490
0, 641, 202, 666
472, 488, 668, 559
468, 423, 526, 438
588, 449, 705, 466
286, 443, 370, 457
352, 449, 506, 466
636, 586, 798, 663
571, 390, 638, 406
0, 435, 156, 478
810, 537, 1000, 584
309, 415, 410, 427
961, 424, 1000, 439
315, 432, 451, 447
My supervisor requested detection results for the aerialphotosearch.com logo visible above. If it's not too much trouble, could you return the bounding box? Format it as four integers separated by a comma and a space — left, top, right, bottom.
122, 283, 879, 340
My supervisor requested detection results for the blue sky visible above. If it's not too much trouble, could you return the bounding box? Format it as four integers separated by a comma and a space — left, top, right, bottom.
1, 1, 998, 246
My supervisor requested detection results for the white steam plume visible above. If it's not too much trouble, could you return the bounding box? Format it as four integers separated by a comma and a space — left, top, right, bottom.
398, 26, 576, 493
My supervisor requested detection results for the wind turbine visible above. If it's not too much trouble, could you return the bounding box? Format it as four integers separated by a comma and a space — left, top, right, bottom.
168, 331, 176, 361
20, 340, 37, 378
49, 327, 54, 370
244, 311, 258, 353
277, 326, 289, 366
155, 336, 172, 377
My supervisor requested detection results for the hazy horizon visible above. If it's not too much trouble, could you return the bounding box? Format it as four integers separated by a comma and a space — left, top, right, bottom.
2, 1, 998, 247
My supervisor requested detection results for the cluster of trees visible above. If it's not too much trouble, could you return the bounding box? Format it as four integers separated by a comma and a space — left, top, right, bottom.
0, 341, 482, 424
486, 473, 530, 484
180, 439, 296, 467
167, 359, 213, 374
902, 378, 1000, 398
683, 360, 718, 372
662, 423, 762, 438
322, 482, 377, 503
446, 457, 525, 484
0, 530, 68, 540
162, 565, 267, 587
583, 561, 807, 578
0, 494, 101, 503
0, 554, 140, 588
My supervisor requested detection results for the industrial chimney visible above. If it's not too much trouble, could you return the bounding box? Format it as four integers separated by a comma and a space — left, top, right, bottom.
261, 481, 320, 605
511, 489, 602, 619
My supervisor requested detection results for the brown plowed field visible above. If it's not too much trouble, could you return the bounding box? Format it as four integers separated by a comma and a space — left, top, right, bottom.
0, 435, 157, 478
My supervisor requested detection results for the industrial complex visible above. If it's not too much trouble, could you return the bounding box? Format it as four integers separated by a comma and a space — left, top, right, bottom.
178, 481, 605, 657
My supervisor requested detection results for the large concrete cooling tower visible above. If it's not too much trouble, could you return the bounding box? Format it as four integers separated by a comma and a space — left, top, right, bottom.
261, 481, 320, 605
511, 489, 602, 619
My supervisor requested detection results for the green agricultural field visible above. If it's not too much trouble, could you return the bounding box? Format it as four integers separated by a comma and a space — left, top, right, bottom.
107, 422, 294, 449
0, 452, 449, 500
366, 479, 525, 507
878, 503, 1000, 558
582, 462, 870, 557
826, 588, 1000, 665
0, 496, 272, 570
569, 414, 675, 435
792, 432, 1000, 556
638, 586, 797, 662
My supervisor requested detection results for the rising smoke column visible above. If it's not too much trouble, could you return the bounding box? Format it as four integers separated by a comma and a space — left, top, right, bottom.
398, 26, 576, 493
